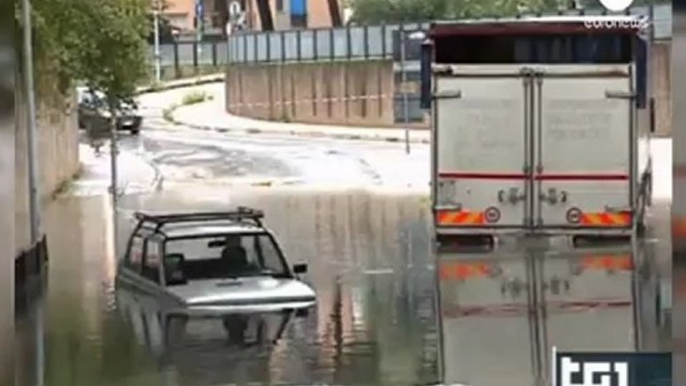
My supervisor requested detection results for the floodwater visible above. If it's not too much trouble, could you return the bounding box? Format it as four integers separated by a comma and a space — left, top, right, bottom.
15, 188, 671, 386
23, 189, 440, 386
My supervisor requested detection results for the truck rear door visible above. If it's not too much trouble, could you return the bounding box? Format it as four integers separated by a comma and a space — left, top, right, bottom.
433, 66, 530, 231
533, 65, 634, 232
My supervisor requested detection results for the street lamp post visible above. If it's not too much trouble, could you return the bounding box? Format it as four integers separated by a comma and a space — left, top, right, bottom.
399, 25, 410, 155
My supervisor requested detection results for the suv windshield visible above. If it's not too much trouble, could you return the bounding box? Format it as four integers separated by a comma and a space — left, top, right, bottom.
163, 233, 290, 285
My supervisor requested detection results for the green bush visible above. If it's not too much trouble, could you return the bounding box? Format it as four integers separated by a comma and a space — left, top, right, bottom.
181, 91, 209, 106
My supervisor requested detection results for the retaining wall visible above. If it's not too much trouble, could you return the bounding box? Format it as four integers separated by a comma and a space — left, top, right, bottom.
0, 95, 13, 386
652, 41, 671, 137
226, 60, 397, 127
15, 83, 80, 257
226, 40, 671, 134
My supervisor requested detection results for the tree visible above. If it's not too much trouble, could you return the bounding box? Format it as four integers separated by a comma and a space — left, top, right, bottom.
19, 0, 149, 101
70, 0, 150, 102
147, 14, 177, 44
148, 0, 177, 44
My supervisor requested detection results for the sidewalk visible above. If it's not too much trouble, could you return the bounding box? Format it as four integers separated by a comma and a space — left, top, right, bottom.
68, 142, 162, 197
168, 83, 431, 144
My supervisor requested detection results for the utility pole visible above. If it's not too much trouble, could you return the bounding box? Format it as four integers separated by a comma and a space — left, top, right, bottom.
153, 0, 162, 83
399, 24, 410, 155
195, 0, 204, 58
21, 0, 41, 246
108, 99, 120, 258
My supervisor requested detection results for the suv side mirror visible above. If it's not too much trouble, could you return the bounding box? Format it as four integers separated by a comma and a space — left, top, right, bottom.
293, 263, 307, 274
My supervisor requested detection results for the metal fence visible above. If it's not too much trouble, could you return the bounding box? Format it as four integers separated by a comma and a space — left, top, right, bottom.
225, 22, 430, 64
149, 41, 229, 79
224, 3, 671, 65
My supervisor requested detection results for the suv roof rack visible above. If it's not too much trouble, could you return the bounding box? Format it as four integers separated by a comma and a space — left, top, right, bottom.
134, 206, 265, 231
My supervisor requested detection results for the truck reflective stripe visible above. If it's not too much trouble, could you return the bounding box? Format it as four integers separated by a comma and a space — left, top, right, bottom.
437, 210, 485, 225
580, 212, 631, 226
580, 255, 633, 271
439, 260, 493, 280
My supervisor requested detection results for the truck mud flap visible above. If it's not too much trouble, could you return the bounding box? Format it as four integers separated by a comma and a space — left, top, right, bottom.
436, 233, 495, 253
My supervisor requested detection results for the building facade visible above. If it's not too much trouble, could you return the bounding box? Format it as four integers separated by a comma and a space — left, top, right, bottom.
162, 0, 343, 35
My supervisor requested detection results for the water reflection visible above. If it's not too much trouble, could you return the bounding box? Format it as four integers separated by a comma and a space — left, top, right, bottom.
40, 189, 439, 386
438, 238, 669, 386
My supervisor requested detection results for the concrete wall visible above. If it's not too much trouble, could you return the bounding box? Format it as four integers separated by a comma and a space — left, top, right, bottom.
651, 41, 671, 137
0, 75, 14, 386
227, 40, 671, 131
15, 81, 80, 257
226, 60, 396, 127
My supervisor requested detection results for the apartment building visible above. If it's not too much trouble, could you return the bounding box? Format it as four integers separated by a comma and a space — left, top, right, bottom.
242, 0, 343, 30
161, 0, 343, 35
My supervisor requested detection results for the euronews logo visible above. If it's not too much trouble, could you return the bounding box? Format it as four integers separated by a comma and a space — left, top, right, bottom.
583, 0, 649, 31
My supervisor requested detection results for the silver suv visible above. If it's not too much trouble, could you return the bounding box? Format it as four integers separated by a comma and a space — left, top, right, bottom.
116, 207, 316, 317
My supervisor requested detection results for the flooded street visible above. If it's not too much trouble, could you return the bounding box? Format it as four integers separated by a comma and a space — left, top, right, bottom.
13, 184, 671, 386
14, 100, 673, 386
24, 189, 440, 386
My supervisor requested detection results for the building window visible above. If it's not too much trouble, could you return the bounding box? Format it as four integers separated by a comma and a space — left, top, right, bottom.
290, 0, 307, 28
276, 0, 284, 12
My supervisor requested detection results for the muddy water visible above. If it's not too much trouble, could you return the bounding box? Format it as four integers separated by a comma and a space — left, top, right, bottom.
36, 189, 440, 386
16, 187, 671, 386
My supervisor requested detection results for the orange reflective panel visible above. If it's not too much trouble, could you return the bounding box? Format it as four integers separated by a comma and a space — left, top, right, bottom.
580, 255, 633, 271
439, 260, 494, 280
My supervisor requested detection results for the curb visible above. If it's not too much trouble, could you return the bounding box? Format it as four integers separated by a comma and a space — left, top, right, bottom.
170, 117, 431, 145
148, 77, 430, 144
135, 75, 225, 96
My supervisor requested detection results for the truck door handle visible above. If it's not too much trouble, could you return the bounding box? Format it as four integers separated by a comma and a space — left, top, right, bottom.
498, 188, 525, 204
540, 188, 568, 205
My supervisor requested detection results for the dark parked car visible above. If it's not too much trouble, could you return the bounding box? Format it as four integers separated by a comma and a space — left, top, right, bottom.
77, 88, 142, 135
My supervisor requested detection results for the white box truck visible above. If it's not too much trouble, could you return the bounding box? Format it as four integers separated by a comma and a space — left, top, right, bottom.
421, 16, 654, 244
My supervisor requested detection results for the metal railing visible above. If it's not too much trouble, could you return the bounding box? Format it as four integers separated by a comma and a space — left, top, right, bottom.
223, 3, 670, 65
226, 22, 430, 64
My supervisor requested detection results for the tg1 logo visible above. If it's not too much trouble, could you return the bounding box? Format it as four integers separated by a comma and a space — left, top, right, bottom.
558, 356, 628, 386
553, 349, 671, 386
